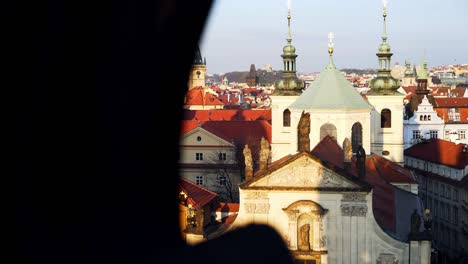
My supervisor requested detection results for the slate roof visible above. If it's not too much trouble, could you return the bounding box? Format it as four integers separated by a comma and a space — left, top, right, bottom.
288, 60, 372, 110
404, 138, 468, 169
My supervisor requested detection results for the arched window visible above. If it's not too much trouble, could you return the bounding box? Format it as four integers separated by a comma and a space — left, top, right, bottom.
420, 115, 423, 121
283, 109, 291, 127
320, 123, 337, 141
352, 122, 363, 153
381, 108, 391, 128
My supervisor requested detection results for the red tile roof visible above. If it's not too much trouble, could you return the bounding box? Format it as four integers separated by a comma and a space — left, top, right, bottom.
202, 120, 272, 161
184, 87, 224, 106
451, 87, 466, 97
372, 155, 417, 183
178, 178, 218, 210
180, 120, 200, 135
311, 135, 344, 168
433, 107, 468, 123
404, 138, 468, 169
213, 202, 239, 212
401, 86, 418, 94
433, 97, 468, 107
182, 109, 272, 122
309, 137, 422, 234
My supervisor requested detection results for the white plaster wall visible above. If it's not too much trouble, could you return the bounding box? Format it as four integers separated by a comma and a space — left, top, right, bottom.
289, 109, 372, 155
270, 95, 299, 162
367, 95, 405, 163
232, 188, 417, 263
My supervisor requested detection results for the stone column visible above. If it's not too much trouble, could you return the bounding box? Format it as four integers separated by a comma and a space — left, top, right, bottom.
419, 240, 431, 264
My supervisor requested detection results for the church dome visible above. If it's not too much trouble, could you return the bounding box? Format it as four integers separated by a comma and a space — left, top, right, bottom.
378, 43, 391, 53
283, 44, 296, 55
369, 76, 400, 95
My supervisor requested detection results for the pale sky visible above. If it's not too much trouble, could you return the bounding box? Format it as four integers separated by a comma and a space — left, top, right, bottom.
199, 0, 468, 74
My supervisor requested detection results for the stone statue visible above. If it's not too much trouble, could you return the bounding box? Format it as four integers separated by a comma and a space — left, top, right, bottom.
298, 224, 311, 251
343, 138, 352, 170
356, 144, 366, 178
297, 111, 311, 152
243, 144, 253, 180
259, 137, 270, 170
410, 209, 421, 235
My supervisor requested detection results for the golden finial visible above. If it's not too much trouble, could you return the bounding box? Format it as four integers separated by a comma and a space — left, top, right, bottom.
328, 32, 334, 55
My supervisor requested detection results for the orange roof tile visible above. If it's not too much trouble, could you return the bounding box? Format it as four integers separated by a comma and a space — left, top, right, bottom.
178, 178, 218, 210
202, 120, 272, 161
404, 139, 468, 169
433, 97, 468, 107
372, 155, 417, 183
182, 109, 271, 122
184, 87, 224, 106
311, 135, 344, 168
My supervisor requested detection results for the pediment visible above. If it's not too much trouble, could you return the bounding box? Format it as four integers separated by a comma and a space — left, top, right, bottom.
248, 155, 362, 189
180, 127, 233, 147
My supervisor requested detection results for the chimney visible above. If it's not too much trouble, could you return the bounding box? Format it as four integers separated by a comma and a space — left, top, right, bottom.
356, 144, 366, 178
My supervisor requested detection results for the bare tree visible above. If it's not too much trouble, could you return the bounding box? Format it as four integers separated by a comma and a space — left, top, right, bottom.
205, 149, 242, 203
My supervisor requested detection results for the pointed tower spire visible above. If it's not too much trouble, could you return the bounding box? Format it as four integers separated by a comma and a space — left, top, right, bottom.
287, 0, 292, 42
369, 0, 400, 95
326, 32, 336, 69
273, 0, 305, 95
382, 0, 388, 43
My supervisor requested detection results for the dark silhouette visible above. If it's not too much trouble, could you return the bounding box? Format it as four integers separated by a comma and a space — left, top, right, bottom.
410, 209, 421, 235
12, 1, 294, 264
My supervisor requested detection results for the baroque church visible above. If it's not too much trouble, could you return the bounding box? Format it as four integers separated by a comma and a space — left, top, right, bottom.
213, 2, 432, 264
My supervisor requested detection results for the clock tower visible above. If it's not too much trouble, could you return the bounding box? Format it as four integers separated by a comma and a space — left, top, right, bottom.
188, 45, 207, 90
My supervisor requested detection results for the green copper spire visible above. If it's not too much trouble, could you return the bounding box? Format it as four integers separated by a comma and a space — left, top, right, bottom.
369, 0, 400, 95
274, 0, 305, 96
404, 59, 414, 77
418, 57, 429, 79
289, 34, 371, 111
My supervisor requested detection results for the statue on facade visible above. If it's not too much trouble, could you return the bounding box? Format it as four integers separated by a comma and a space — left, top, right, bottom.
297, 111, 311, 152
243, 144, 253, 180
410, 209, 421, 235
259, 137, 270, 170
298, 223, 311, 251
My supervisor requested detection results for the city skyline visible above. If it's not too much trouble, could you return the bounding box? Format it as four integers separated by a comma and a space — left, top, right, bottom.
199, 0, 468, 74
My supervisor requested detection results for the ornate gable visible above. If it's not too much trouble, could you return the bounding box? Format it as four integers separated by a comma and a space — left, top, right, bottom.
247, 154, 364, 190
180, 126, 233, 147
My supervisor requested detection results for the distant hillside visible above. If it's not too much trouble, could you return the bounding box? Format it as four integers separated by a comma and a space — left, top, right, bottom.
210, 70, 284, 85
340, 68, 377, 75
207, 68, 378, 85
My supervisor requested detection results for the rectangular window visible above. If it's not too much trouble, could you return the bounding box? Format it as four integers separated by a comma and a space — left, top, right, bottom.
195, 175, 204, 185
444, 130, 450, 140
448, 108, 460, 121
453, 190, 458, 201
429, 130, 438, 139
412, 130, 421, 139
458, 130, 466, 139
218, 153, 227, 161
218, 175, 227, 185
195, 152, 204, 160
